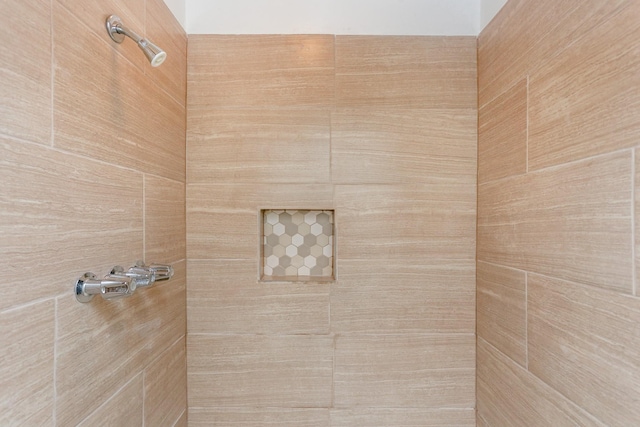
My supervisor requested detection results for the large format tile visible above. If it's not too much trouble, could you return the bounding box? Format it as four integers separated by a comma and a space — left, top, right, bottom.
145, 175, 186, 264
0, 137, 143, 310
331, 260, 474, 334
528, 274, 640, 426
0, 0, 51, 144
54, 6, 185, 182
187, 334, 333, 408
331, 408, 475, 426
144, 337, 187, 427
528, 2, 640, 170
336, 36, 476, 109
188, 260, 329, 334
188, 408, 330, 426
0, 300, 54, 426
334, 334, 475, 408
478, 150, 632, 293
76, 374, 143, 427
187, 184, 333, 260
335, 184, 476, 261
476, 261, 527, 366
188, 35, 334, 109
56, 261, 185, 426
477, 338, 604, 427
478, 78, 527, 183
331, 109, 476, 185
188, 109, 330, 184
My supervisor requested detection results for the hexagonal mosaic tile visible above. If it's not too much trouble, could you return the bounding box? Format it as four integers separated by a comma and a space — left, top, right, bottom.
263, 210, 334, 279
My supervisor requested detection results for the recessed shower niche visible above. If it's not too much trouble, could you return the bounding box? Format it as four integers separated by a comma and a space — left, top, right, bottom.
261, 209, 334, 282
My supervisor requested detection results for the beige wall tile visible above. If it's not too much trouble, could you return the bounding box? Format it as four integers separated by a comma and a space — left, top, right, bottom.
331, 109, 477, 185
187, 334, 333, 408
478, 0, 627, 108
334, 334, 475, 408
0, 137, 143, 311
53, 5, 186, 182
188, 109, 331, 184
187, 184, 333, 260
56, 261, 185, 425
145, 175, 186, 264
477, 151, 633, 293
188, 260, 329, 334
528, 274, 640, 426
476, 261, 527, 366
77, 374, 143, 427
336, 36, 477, 109
0, 0, 51, 144
331, 260, 475, 334
476, 413, 490, 427
0, 300, 54, 425
188, 35, 334, 109
174, 411, 187, 427
528, 2, 640, 170
145, 337, 187, 427
477, 338, 604, 427
188, 408, 329, 426
331, 408, 475, 426
335, 184, 476, 261
478, 78, 527, 183
146, 0, 187, 105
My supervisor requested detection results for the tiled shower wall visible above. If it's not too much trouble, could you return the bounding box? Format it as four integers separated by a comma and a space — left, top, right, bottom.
187, 35, 477, 425
477, 0, 640, 425
1, 0, 186, 425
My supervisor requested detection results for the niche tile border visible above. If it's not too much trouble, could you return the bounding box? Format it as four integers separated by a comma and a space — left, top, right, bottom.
261, 209, 334, 282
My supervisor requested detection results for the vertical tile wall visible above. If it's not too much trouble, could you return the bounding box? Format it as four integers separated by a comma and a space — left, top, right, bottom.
0, 0, 187, 425
477, 0, 640, 425
187, 35, 477, 425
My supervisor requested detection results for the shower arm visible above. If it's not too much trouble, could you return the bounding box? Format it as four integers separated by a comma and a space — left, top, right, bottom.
105, 14, 167, 67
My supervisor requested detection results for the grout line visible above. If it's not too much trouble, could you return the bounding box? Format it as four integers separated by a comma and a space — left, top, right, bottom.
524, 271, 529, 370
142, 370, 146, 427
50, 0, 55, 149
143, 174, 147, 259
525, 74, 529, 173
171, 409, 186, 427
53, 296, 58, 426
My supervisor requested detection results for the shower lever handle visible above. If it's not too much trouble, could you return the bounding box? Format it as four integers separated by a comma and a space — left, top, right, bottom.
136, 261, 174, 281
75, 272, 134, 303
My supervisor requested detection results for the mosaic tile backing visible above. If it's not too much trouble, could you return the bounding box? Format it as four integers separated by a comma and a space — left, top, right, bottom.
262, 210, 334, 279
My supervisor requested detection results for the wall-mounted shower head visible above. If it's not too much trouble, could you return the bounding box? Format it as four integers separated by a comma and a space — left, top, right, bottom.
106, 15, 167, 67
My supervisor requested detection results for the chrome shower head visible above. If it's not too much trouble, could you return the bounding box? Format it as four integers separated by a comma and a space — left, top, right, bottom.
106, 15, 167, 67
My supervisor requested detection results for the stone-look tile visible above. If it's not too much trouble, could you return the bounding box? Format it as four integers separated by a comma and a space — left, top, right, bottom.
477, 151, 632, 293
330, 408, 476, 426
0, 137, 143, 311
528, 2, 640, 171
331, 260, 475, 334
0, 0, 51, 144
188, 408, 330, 426
145, 337, 187, 427
187, 109, 330, 184
476, 261, 527, 366
56, 261, 185, 426
145, 175, 186, 264
146, 0, 187, 105
477, 338, 604, 427
188, 35, 334, 109
187, 184, 333, 260
478, 78, 527, 183
187, 335, 333, 408
336, 36, 477, 109
0, 300, 54, 425
55, 0, 146, 71
478, 0, 627, 107
76, 374, 143, 427
334, 334, 475, 408
331, 109, 477, 184
335, 184, 476, 261
53, 5, 186, 182
528, 274, 640, 426
188, 260, 329, 334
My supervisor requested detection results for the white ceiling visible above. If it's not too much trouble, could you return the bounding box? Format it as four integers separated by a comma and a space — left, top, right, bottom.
163, 0, 507, 35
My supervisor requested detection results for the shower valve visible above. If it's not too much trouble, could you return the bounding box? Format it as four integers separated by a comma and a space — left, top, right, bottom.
75, 272, 135, 303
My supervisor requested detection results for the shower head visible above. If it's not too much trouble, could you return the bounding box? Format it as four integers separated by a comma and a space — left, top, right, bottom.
106, 15, 167, 67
